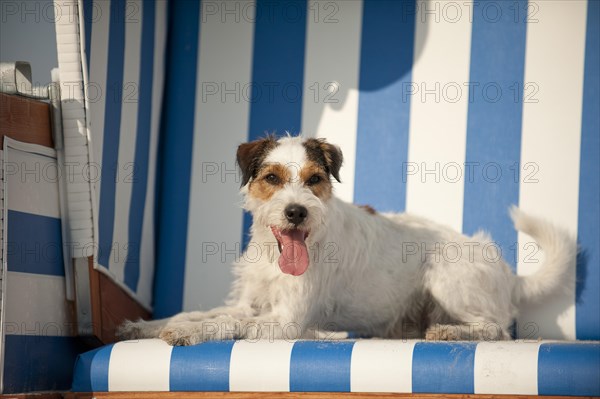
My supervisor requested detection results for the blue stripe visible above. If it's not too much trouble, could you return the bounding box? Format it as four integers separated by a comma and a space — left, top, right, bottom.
242, 0, 308, 248
83, 0, 93, 70
6, 210, 64, 276
412, 342, 476, 394
153, 0, 200, 318
123, 0, 156, 292
71, 344, 114, 392
462, 0, 527, 271
170, 340, 234, 391
97, 0, 126, 269
538, 343, 600, 396
576, 0, 600, 340
290, 341, 354, 392
3, 335, 89, 394
247, 0, 307, 136
354, 0, 416, 212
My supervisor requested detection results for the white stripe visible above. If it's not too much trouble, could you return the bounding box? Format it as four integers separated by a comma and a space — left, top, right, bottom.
5, 147, 60, 219
474, 341, 541, 395
183, 0, 255, 311
405, 0, 472, 231
517, 0, 587, 340
350, 340, 415, 393
302, 0, 363, 203
229, 340, 294, 391
109, 0, 142, 282
138, 0, 168, 309
4, 271, 75, 337
108, 339, 173, 391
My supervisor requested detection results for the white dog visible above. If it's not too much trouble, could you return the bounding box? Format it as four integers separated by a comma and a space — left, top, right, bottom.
119, 135, 575, 345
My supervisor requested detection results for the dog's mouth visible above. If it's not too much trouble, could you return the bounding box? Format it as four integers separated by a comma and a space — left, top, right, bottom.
270, 226, 310, 276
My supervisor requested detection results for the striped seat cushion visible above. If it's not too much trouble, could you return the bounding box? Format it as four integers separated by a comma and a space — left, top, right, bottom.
72, 339, 600, 395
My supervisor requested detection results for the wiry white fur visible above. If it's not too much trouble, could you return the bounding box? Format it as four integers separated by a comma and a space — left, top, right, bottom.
263, 136, 307, 182
510, 206, 577, 303
119, 137, 576, 345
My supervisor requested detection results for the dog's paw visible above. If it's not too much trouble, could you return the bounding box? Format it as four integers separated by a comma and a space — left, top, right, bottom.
310, 329, 350, 340
425, 324, 461, 341
159, 327, 201, 346
159, 318, 242, 345
159, 322, 218, 346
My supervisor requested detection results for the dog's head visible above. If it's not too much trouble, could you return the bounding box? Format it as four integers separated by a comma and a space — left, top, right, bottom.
237, 135, 343, 276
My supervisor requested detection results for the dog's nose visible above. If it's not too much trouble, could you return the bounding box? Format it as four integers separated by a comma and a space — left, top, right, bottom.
285, 204, 308, 226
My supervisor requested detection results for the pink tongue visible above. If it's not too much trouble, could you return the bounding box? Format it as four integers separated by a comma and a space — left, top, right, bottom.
278, 229, 309, 276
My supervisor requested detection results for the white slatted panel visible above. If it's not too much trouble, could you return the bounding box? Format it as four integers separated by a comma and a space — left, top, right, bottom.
54, 0, 95, 298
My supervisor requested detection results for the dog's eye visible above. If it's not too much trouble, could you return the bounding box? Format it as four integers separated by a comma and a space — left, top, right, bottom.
307, 174, 322, 185
265, 173, 280, 184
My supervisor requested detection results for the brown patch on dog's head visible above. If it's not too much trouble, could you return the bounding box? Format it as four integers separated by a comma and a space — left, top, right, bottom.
302, 138, 343, 183
248, 163, 291, 201
359, 204, 377, 215
237, 136, 278, 187
300, 161, 333, 200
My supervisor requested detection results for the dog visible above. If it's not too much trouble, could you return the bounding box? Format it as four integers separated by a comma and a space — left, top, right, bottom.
118, 135, 576, 345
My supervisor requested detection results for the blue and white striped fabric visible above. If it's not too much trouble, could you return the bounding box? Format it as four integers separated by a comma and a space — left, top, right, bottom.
78, 0, 599, 341
1, 139, 86, 393
80, 0, 167, 309
72, 339, 600, 395
154, 0, 599, 341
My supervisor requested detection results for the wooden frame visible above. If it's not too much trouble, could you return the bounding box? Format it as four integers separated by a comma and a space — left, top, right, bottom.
0, 93, 54, 148
0, 394, 63, 399
86, 257, 151, 343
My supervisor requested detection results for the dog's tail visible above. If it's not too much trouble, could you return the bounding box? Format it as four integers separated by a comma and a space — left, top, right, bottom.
510, 206, 577, 304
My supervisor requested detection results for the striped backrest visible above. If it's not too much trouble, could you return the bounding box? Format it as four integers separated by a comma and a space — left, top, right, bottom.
82, 0, 167, 309
80, 0, 599, 340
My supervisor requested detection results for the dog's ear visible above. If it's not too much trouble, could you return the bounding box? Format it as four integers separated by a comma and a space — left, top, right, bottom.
236, 137, 278, 187
303, 138, 344, 182
320, 141, 343, 182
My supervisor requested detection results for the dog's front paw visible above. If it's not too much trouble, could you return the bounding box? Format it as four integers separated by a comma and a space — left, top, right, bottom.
159, 318, 241, 346
159, 323, 209, 346
309, 329, 350, 340
159, 328, 198, 346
